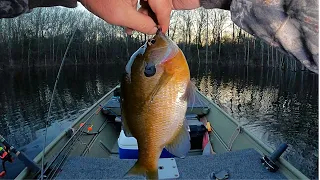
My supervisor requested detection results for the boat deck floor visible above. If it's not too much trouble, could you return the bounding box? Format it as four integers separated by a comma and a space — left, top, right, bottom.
56, 148, 286, 179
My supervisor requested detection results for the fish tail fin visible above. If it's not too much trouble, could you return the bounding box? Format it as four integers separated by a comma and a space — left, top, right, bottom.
125, 161, 158, 179
146, 170, 158, 180
125, 161, 146, 177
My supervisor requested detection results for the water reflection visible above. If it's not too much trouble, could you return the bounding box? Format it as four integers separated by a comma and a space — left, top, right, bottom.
191, 64, 318, 179
0, 63, 318, 179
0, 65, 123, 178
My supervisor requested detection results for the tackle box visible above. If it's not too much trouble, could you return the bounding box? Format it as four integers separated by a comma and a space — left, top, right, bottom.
118, 116, 207, 159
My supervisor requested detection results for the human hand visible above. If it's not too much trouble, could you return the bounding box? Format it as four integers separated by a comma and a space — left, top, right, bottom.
79, 0, 158, 34
79, 0, 200, 35
137, 0, 200, 34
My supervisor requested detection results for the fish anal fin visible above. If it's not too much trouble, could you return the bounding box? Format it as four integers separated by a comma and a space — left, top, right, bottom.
165, 120, 190, 158
146, 170, 158, 180
125, 161, 158, 180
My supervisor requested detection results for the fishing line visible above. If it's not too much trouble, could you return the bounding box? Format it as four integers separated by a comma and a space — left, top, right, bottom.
39, 13, 82, 179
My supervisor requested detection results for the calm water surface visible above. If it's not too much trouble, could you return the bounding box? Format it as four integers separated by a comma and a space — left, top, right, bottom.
0, 64, 318, 179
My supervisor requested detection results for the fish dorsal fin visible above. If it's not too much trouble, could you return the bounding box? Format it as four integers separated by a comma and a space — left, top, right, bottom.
165, 120, 190, 158
182, 81, 208, 110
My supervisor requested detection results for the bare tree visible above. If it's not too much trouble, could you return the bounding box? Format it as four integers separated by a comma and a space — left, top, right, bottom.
0, 6, 306, 72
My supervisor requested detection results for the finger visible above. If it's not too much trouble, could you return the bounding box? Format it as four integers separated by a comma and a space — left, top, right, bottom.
125, 1, 145, 35
172, 0, 200, 10
131, 0, 138, 9
120, 8, 158, 34
125, 7, 150, 35
138, 6, 149, 15
149, 0, 172, 33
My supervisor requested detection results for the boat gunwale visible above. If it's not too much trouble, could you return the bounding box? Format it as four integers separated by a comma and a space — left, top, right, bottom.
16, 85, 309, 180
195, 89, 309, 179
15, 86, 118, 180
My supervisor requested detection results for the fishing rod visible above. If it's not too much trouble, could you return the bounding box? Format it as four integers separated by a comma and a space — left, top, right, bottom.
0, 135, 40, 173
39, 29, 77, 180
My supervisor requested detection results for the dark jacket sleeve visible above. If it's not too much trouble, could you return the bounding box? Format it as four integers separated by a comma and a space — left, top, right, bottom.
0, 0, 29, 18
201, 0, 319, 74
0, 0, 77, 18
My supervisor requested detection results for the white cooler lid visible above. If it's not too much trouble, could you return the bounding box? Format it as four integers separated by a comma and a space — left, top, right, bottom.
118, 130, 138, 150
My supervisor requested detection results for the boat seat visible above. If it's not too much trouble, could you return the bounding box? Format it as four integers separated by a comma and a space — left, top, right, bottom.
56, 148, 287, 179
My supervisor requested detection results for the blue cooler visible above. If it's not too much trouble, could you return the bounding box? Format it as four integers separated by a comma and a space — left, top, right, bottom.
118, 130, 174, 159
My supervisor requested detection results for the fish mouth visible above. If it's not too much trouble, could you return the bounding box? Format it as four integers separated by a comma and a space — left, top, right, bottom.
146, 27, 179, 69
156, 27, 163, 35
155, 27, 168, 41
155, 28, 172, 50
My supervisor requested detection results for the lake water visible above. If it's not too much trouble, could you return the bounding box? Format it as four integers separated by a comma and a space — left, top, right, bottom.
0, 63, 318, 179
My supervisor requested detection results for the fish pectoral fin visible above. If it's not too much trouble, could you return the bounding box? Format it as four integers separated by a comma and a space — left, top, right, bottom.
165, 120, 190, 158
125, 161, 146, 178
125, 162, 158, 180
149, 71, 173, 102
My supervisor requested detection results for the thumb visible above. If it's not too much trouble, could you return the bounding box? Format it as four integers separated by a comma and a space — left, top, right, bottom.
149, 0, 172, 33
120, 8, 158, 35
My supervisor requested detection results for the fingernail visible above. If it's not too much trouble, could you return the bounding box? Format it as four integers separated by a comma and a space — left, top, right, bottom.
150, 27, 158, 35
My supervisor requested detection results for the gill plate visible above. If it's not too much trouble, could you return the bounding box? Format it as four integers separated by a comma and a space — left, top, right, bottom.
125, 42, 147, 82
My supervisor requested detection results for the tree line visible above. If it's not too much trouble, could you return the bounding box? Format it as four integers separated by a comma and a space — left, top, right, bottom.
0, 6, 307, 71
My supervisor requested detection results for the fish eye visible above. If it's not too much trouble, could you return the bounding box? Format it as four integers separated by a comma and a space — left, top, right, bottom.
147, 38, 156, 46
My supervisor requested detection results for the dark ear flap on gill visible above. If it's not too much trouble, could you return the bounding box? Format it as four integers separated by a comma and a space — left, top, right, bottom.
144, 62, 156, 77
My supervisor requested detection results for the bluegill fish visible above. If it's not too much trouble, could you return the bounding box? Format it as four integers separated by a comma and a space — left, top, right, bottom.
121, 30, 196, 179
